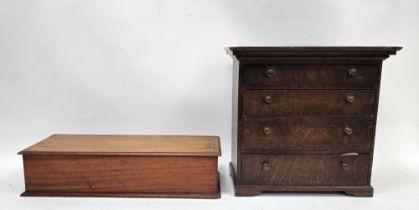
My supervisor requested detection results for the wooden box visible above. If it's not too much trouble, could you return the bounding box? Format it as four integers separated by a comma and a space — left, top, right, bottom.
19, 134, 221, 198
227, 46, 401, 197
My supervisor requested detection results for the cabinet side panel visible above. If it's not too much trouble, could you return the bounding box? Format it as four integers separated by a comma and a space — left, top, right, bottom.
23, 155, 217, 194
231, 58, 240, 181
368, 63, 383, 184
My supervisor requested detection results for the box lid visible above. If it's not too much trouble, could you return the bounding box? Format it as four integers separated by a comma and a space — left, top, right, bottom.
18, 134, 221, 157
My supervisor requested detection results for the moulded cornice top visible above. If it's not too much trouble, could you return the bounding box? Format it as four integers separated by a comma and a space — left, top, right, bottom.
226, 46, 402, 59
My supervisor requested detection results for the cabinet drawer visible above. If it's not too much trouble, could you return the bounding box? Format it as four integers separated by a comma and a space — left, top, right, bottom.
243, 64, 379, 89
242, 118, 373, 153
243, 90, 376, 117
242, 154, 370, 186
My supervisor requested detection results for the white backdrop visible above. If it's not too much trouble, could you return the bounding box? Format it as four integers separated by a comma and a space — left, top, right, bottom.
1, 0, 419, 209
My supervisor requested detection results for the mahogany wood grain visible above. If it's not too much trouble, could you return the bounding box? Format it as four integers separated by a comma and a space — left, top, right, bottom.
19, 134, 221, 198
23, 155, 217, 194
19, 134, 221, 157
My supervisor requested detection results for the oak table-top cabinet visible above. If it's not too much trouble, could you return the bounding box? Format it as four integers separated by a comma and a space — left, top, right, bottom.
227, 47, 401, 197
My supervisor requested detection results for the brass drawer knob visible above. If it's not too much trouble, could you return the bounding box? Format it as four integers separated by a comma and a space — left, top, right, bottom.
344, 126, 353, 135
263, 162, 270, 171
341, 162, 350, 171
265, 69, 274, 78
348, 68, 358, 77
346, 95, 355, 103
264, 96, 272, 104
263, 126, 272, 135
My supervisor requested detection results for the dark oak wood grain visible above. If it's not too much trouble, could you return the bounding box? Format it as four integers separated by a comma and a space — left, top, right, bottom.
243, 90, 376, 117
230, 163, 373, 196
227, 46, 401, 197
244, 64, 379, 89
227, 46, 401, 58
19, 134, 221, 198
242, 154, 370, 186
231, 57, 241, 183
242, 117, 373, 153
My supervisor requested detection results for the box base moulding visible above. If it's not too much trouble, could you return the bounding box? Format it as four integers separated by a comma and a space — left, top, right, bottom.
21, 172, 221, 199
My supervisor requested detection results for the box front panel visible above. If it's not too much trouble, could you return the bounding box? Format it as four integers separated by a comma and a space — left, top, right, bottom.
23, 155, 218, 194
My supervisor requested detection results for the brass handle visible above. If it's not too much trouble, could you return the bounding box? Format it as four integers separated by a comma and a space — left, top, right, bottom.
344, 126, 353, 136
348, 68, 358, 77
263, 126, 272, 135
265, 69, 274, 78
346, 95, 355, 103
341, 162, 350, 171
341, 152, 359, 157
341, 153, 358, 171
263, 162, 270, 171
264, 96, 272, 104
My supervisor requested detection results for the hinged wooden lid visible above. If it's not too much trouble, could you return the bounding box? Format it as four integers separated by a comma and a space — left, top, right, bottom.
18, 134, 221, 157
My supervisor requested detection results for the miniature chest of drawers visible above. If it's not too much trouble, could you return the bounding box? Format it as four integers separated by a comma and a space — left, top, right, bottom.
227, 47, 401, 196
19, 134, 221, 198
